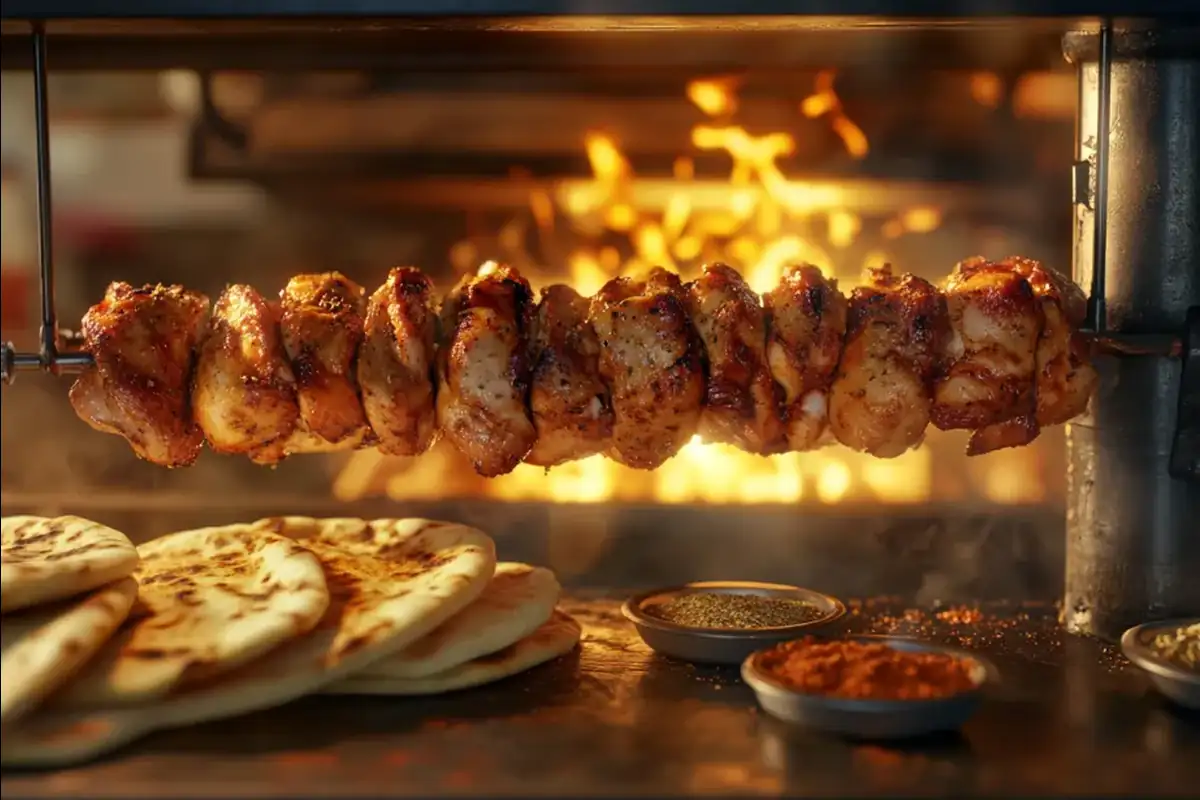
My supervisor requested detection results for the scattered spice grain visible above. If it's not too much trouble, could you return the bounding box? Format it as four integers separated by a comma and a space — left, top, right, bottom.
756, 637, 979, 700
935, 607, 984, 625
647, 593, 823, 629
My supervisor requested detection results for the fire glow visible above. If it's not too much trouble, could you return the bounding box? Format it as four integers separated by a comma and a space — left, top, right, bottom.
333, 73, 1047, 507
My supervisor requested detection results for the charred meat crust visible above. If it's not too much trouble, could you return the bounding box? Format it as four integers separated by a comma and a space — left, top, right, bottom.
932, 257, 1043, 433
70, 283, 210, 468
827, 266, 950, 458
525, 284, 614, 468
591, 268, 706, 470
687, 263, 786, 455
357, 266, 439, 456
436, 263, 538, 477
762, 264, 849, 451
279, 272, 370, 445
71, 257, 1097, 468
845, 268, 951, 386
956, 256, 1097, 453
192, 284, 300, 465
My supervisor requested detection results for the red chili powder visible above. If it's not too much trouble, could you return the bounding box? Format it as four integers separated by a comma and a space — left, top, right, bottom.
756, 637, 979, 700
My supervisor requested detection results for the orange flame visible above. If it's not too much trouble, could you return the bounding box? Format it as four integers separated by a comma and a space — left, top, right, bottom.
801, 69, 870, 159
686, 77, 740, 117
332, 70, 1048, 507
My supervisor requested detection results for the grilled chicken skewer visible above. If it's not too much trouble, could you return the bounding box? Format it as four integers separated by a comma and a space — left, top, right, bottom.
526, 284, 613, 467
279, 272, 372, 453
191, 284, 299, 465
1002, 257, 1098, 428
687, 263, 786, 455
437, 262, 538, 477
764, 264, 849, 452
932, 257, 1044, 455
829, 266, 949, 458
591, 267, 706, 469
69, 282, 210, 468
68, 257, 1098, 472
357, 267, 440, 457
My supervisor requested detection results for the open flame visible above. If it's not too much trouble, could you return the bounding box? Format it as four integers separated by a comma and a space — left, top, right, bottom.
333, 72, 1048, 507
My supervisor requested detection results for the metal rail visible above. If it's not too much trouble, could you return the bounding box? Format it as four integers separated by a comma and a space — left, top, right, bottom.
0, 20, 1188, 388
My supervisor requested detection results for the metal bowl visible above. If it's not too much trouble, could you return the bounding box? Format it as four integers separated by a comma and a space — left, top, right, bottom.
621, 581, 845, 665
1120, 618, 1200, 710
741, 635, 994, 740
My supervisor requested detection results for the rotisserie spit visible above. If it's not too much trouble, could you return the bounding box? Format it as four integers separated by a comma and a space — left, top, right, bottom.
68, 257, 1097, 475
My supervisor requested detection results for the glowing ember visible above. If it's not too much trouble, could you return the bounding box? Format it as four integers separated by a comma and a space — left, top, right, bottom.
332, 71, 1048, 506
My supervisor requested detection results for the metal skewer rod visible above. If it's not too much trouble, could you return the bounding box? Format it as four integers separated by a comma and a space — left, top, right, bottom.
1087, 20, 1113, 334
1, 24, 93, 385
31, 23, 89, 375
32, 21, 58, 365
0, 18, 1178, 386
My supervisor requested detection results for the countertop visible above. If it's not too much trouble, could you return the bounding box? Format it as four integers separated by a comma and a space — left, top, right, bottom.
3, 597, 1198, 798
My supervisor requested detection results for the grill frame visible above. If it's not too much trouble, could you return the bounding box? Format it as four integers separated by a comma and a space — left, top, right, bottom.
0, 12, 1195, 640
3, 2, 1200, 17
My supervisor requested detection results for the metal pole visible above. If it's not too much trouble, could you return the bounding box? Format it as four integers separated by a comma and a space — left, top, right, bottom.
1087, 21, 1112, 334
1062, 25, 1200, 640
32, 23, 58, 367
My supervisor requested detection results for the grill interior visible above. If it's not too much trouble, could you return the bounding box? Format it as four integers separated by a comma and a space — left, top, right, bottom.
0, 15, 1196, 633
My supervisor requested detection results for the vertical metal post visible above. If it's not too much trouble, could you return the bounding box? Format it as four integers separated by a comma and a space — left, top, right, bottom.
32, 23, 58, 367
1062, 25, 1200, 640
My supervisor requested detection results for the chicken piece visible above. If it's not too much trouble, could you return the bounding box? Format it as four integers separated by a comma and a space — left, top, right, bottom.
192, 284, 299, 465
590, 267, 705, 469
1001, 256, 1098, 427
436, 262, 537, 477
525, 284, 613, 467
356, 267, 439, 457
686, 263, 785, 454
69, 282, 210, 467
828, 266, 949, 458
278, 272, 370, 454
932, 257, 1044, 455
763, 264, 849, 451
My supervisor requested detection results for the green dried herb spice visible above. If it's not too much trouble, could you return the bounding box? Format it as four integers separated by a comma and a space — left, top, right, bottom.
647, 592, 823, 630
1151, 622, 1199, 672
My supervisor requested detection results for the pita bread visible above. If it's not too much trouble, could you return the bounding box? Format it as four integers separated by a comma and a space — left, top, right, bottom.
1, 578, 138, 727
2, 516, 139, 613
326, 610, 580, 696
54, 525, 330, 709
355, 562, 560, 680
1, 517, 495, 768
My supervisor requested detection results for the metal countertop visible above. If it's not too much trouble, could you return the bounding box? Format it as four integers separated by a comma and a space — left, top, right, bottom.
3, 596, 1197, 798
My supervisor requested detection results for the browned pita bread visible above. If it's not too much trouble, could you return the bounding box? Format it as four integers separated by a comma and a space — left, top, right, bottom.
1, 517, 496, 767
1, 578, 139, 726
54, 524, 330, 708
2, 516, 139, 613
327, 610, 581, 696
352, 562, 560, 679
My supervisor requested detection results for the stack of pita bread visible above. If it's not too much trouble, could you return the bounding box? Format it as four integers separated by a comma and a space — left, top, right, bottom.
1, 514, 580, 768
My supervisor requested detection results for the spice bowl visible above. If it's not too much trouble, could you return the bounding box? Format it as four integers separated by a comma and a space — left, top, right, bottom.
1120, 618, 1200, 710
621, 581, 846, 665
741, 635, 994, 740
